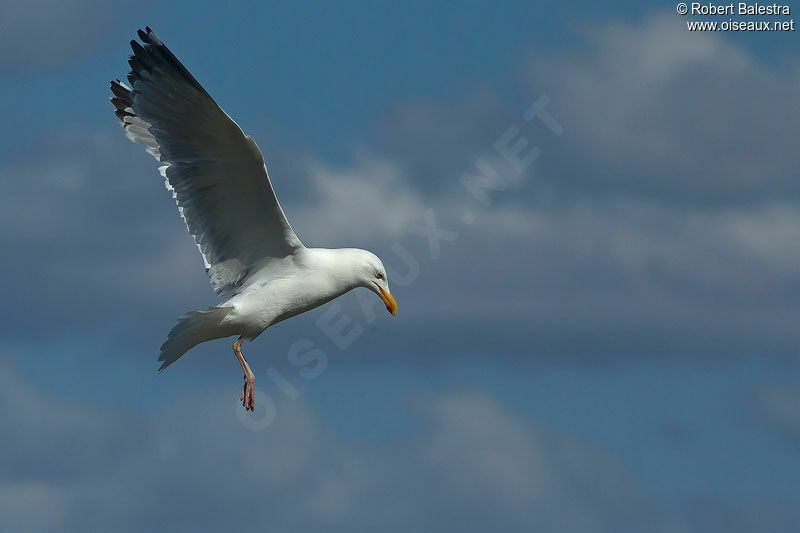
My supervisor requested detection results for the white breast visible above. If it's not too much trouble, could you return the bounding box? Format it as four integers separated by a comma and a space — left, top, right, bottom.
222, 251, 352, 339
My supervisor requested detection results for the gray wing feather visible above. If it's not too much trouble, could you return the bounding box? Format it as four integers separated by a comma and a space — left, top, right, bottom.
110, 27, 302, 295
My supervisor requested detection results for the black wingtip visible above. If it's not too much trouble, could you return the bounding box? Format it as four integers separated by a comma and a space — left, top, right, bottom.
143, 27, 163, 47
110, 97, 128, 110
109, 79, 130, 99
128, 56, 146, 73
130, 39, 146, 58
119, 25, 210, 99
114, 109, 135, 122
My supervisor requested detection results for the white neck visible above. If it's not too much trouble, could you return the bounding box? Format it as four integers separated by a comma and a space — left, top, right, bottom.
302, 247, 369, 293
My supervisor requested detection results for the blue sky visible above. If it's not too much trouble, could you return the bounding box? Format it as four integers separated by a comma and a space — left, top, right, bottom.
2, 1, 800, 531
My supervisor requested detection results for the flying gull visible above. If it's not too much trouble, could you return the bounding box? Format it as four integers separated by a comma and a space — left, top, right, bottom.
110, 27, 398, 411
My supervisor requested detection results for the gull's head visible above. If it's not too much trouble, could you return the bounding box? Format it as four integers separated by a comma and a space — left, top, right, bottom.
351, 250, 398, 316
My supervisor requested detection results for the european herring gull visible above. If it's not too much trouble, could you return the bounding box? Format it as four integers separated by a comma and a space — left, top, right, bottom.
110, 27, 397, 411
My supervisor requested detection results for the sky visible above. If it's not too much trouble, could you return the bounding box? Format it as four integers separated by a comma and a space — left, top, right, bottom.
1, 0, 800, 531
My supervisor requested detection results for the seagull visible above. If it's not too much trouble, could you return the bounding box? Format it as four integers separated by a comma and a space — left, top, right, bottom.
110, 28, 397, 411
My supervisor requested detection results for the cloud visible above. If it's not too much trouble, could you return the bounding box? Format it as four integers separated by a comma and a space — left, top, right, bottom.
292, 153, 427, 246
0, 131, 209, 338
341, 11, 800, 357
4, 353, 798, 533
378, 13, 800, 206
0, 1, 110, 70
754, 383, 800, 441
4, 11, 800, 360
0, 355, 674, 533
523, 13, 800, 205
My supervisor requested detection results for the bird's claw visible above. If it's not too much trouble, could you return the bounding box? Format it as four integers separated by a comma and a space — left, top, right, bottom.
240, 373, 255, 411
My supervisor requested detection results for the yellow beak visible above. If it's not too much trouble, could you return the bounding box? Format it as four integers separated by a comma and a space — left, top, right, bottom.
378, 287, 398, 315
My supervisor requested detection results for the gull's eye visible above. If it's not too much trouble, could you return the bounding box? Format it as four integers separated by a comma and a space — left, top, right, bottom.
376, 272, 384, 280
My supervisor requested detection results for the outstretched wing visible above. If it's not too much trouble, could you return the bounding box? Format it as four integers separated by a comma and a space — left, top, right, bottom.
110, 27, 303, 295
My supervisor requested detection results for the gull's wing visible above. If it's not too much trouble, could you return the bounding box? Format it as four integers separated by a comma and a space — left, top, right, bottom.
110, 27, 303, 295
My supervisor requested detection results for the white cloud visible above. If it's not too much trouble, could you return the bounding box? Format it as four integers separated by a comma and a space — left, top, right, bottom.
292, 153, 427, 245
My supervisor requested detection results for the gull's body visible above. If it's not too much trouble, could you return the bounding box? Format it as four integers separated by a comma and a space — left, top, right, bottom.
221, 247, 382, 339
110, 28, 397, 410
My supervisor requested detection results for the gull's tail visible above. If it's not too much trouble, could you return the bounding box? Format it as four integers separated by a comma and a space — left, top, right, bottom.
158, 306, 234, 371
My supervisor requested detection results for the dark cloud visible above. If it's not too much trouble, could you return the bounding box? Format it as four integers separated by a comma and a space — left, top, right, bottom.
0, 1, 110, 71
379, 14, 800, 206
4, 354, 798, 532
3, 12, 800, 362
2, 10, 798, 533
358, 13, 800, 357
754, 383, 800, 441
0, 132, 208, 337
0, 355, 676, 533
524, 14, 800, 206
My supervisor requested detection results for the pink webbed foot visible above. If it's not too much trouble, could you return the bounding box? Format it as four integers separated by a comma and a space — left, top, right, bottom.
240, 373, 255, 411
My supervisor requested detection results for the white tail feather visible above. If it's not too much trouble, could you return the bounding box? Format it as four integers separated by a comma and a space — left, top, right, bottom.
158, 306, 234, 371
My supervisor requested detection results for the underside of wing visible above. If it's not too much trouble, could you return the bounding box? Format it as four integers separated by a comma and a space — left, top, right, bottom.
110, 27, 303, 295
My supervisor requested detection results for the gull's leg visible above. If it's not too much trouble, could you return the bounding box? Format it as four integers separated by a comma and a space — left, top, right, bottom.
233, 336, 255, 411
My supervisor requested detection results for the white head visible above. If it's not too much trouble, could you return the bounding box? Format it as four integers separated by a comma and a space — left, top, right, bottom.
340, 248, 398, 315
